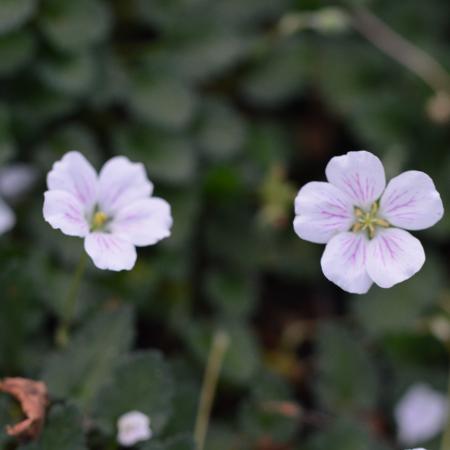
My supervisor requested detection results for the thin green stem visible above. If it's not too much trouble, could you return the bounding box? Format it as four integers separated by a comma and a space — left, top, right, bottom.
351, 6, 450, 94
440, 365, 450, 450
55, 251, 88, 348
194, 330, 230, 450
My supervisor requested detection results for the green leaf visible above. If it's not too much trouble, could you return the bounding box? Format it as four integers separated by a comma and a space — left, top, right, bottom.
305, 416, 389, 450
196, 100, 247, 161
20, 404, 86, 450
162, 359, 200, 435
34, 124, 102, 172
93, 351, 173, 435
0, 0, 36, 35
239, 399, 297, 443
241, 40, 309, 105
209, 0, 289, 26
141, 435, 195, 450
13, 87, 75, 132
203, 165, 245, 201
239, 371, 297, 443
204, 270, 257, 318
354, 254, 444, 336
40, 0, 111, 51
129, 76, 197, 130
162, 381, 198, 436
164, 30, 253, 82
38, 52, 96, 96
88, 52, 129, 108
115, 126, 197, 184
204, 424, 237, 450
0, 395, 15, 446
316, 323, 377, 412
163, 190, 200, 249
0, 104, 15, 162
42, 307, 134, 411
0, 30, 35, 75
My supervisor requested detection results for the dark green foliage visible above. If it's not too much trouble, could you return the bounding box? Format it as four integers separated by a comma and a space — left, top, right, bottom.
0, 0, 448, 449
93, 351, 173, 435
19, 404, 87, 450
42, 308, 134, 409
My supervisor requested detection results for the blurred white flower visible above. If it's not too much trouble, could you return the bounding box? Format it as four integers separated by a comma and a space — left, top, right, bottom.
43, 151, 173, 271
117, 411, 152, 447
0, 198, 15, 234
395, 383, 448, 446
293, 150, 444, 294
0, 164, 36, 199
0, 163, 37, 235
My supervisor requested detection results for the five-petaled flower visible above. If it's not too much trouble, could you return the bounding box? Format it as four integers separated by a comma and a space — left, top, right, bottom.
43, 151, 173, 271
117, 411, 152, 447
293, 151, 444, 294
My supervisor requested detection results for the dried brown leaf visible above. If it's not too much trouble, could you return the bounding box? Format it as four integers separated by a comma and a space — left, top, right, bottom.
0, 377, 49, 440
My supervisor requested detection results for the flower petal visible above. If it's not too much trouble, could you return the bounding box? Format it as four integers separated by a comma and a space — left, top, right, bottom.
0, 198, 15, 234
98, 156, 153, 215
110, 197, 172, 246
84, 232, 137, 271
325, 151, 386, 208
320, 232, 372, 294
117, 411, 152, 447
293, 182, 354, 244
366, 228, 425, 289
43, 191, 90, 237
47, 151, 98, 213
379, 170, 444, 230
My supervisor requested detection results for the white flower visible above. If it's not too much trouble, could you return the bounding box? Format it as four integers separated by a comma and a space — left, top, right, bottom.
0, 164, 37, 235
0, 197, 15, 234
395, 383, 448, 446
117, 411, 152, 447
293, 151, 444, 294
0, 164, 36, 199
43, 151, 173, 271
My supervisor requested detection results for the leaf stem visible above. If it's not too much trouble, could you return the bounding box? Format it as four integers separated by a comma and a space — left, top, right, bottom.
194, 330, 230, 450
55, 251, 88, 348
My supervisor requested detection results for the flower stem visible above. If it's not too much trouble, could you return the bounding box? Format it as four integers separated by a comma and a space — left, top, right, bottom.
351, 6, 450, 93
440, 365, 450, 450
194, 330, 230, 450
55, 251, 88, 348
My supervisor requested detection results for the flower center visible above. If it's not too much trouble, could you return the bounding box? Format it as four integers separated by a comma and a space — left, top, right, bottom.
91, 210, 109, 231
351, 201, 390, 239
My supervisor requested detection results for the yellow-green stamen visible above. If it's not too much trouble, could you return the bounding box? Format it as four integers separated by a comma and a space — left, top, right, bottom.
352, 202, 390, 239
92, 211, 108, 230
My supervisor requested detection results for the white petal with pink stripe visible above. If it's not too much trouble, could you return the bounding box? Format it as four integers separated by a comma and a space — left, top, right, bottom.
379, 170, 444, 230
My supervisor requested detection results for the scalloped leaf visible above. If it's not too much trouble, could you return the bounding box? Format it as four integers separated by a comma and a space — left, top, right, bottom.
40, 0, 111, 51
93, 351, 174, 436
0, 0, 36, 35
19, 404, 86, 450
42, 307, 133, 411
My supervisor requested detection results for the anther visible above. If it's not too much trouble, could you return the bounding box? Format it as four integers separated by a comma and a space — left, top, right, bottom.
92, 211, 108, 229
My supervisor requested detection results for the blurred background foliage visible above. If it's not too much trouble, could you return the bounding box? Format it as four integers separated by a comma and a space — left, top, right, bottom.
0, 0, 449, 449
